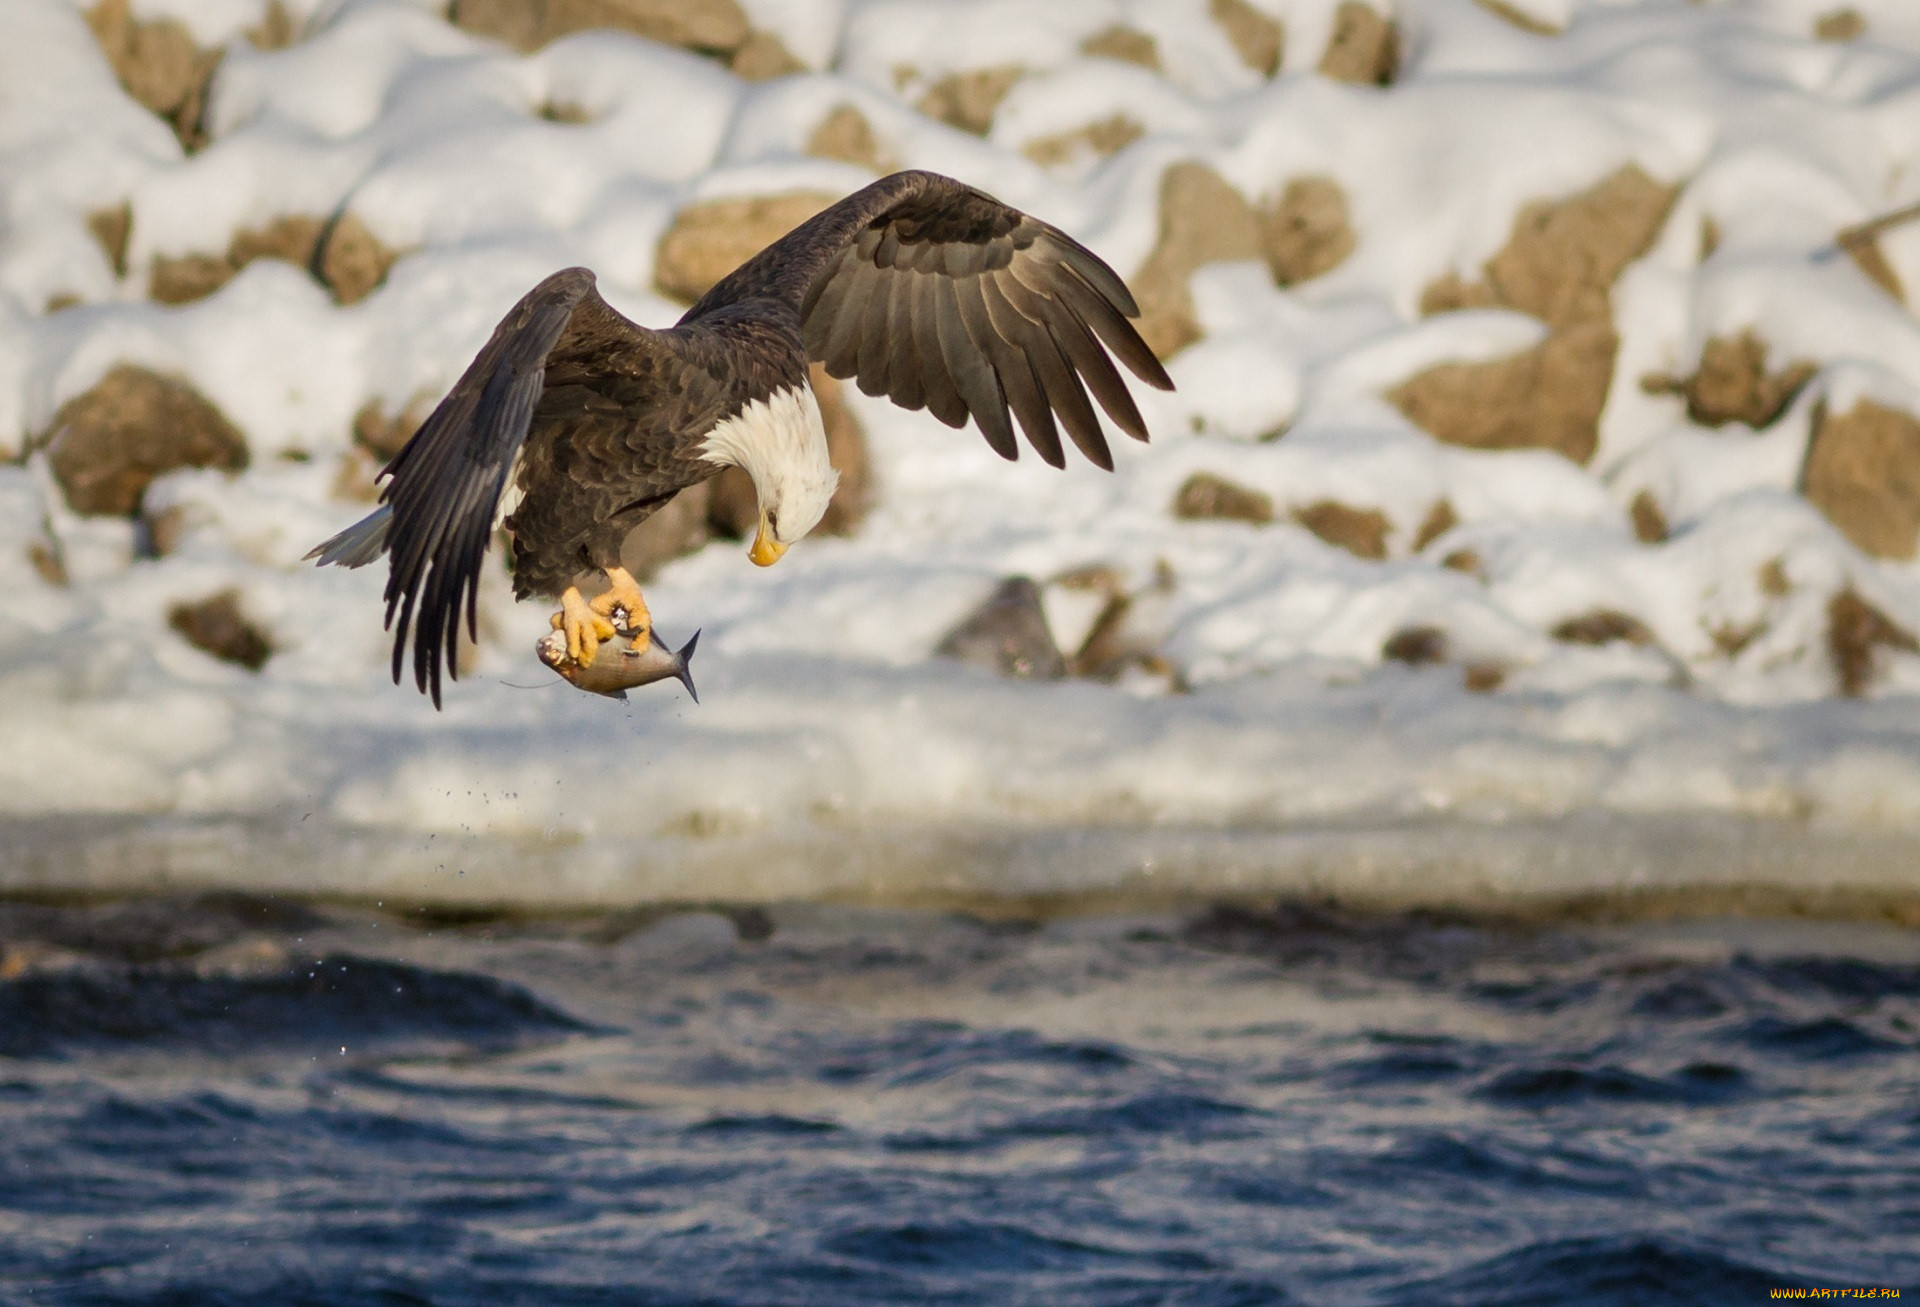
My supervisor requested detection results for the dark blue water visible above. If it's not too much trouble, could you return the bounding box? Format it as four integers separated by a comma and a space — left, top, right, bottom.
0, 894, 1914, 1304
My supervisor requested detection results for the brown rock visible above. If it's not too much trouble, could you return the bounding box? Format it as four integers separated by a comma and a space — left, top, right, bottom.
28, 539, 67, 587
353, 395, 435, 462
1067, 585, 1157, 681
1069, 593, 1145, 682
1389, 317, 1618, 463
149, 211, 399, 306
330, 448, 384, 504
148, 253, 235, 305
1418, 271, 1497, 316
1058, 565, 1173, 683
1699, 215, 1721, 260
806, 105, 892, 173
1758, 558, 1792, 596
934, 576, 1068, 679
916, 66, 1023, 135
653, 191, 838, 304
1473, 0, 1561, 34
1383, 625, 1448, 665
1211, 0, 1283, 77
1441, 547, 1483, 575
246, 0, 299, 50
1828, 587, 1918, 697
1412, 499, 1458, 551
1258, 176, 1355, 286
1318, 1, 1397, 86
1551, 609, 1654, 646
1629, 489, 1668, 544
1022, 115, 1145, 168
729, 29, 807, 80
168, 589, 273, 671
1478, 165, 1676, 328
339, 393, 435, 501
143, 501, 191, 556
448, 0, 541, 49
1709, 617, 1766, 658
46, 365, 249, 516
1131, 162, 1261, 359
228, 214, 326, 269
538, 98, 593, 123
319, 212, 401, 305
1835, 205, 1914, 301
86, 0, 221, 151
1171, 471, 1274, 524
1393, 165, 1679, 464
1294, 500, 1388, 559
1081, 26, 1160, 69
1803, 399, 1920, 560
450, 0, 752, 55
1643, 331, 1816, 429
1845, 236, 1904, 302
88, 203, 132, 279
1463, 661, 1506, 692
1814, 8, 1866, 40
1052, 562, 1128, 597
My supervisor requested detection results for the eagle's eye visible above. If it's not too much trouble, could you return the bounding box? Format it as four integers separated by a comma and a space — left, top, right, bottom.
766, 509, 780, 535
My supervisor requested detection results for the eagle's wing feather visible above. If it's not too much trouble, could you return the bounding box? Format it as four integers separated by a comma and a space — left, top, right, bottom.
914, 277, 965, 426
692, 170, 1171, 466
375, 268, 594, 704
317, 266, 670, 706
979, 274, 1066, 467
888, 273, 925, 411
949, 274, 1022, 460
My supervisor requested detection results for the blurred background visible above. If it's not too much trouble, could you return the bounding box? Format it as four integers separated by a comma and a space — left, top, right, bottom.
0, 0, 1917, 1301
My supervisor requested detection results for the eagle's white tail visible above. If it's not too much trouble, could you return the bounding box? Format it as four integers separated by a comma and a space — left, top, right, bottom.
306, 505, 392, 568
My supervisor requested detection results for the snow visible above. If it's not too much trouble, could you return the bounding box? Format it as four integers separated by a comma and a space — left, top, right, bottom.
6, 0, 1920, 908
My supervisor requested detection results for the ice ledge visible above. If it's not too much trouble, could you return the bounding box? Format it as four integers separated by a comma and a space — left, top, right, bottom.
5, 812, 1918, 920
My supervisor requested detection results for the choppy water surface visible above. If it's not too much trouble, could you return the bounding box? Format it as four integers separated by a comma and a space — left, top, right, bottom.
0, 894, 1914, 1304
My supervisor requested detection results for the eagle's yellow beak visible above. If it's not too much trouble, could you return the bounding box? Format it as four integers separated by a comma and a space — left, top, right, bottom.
749, 517, 787, 567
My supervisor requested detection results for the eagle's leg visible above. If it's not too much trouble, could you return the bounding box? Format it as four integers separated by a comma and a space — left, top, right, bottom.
553, 586, 618, 666
588, 566, 652, 645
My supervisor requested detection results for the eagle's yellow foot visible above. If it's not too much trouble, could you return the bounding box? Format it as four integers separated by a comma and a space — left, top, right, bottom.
553, 586, 617, 666
588, 566, 652, 646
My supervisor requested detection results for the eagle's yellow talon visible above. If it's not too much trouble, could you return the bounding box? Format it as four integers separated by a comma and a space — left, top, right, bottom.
557, 586, 616, 666
588, 566, 652, 647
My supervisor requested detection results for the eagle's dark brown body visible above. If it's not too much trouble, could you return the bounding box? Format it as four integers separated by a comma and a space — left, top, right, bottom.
506, 301, 805, 598
311, 170, 1174, 704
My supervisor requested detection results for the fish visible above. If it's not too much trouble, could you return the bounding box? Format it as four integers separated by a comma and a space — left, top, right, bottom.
536, 626, 700, 702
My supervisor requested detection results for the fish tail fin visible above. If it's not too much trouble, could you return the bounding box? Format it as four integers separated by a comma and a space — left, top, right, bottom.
674, 629, 700, 703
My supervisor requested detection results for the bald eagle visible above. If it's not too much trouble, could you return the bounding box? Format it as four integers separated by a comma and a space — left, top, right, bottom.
310, 170, 1172, 705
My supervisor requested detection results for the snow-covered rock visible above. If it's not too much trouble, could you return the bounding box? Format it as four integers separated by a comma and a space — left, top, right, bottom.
5, 0, 1920, 906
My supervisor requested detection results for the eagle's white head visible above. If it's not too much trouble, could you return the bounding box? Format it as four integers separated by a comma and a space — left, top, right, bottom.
699, 384, 839, 566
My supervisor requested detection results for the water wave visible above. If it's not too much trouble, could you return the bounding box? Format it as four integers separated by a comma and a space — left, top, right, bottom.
0, 897, 1911, 1304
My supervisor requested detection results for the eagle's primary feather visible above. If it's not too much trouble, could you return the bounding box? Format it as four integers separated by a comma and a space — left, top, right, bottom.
310, 170, 1173, 706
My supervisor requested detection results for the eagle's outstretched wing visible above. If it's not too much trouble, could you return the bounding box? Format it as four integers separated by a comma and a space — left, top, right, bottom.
316, 173, 1168, 707
309, 266, 638, 706
689, 170, 1172, 470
